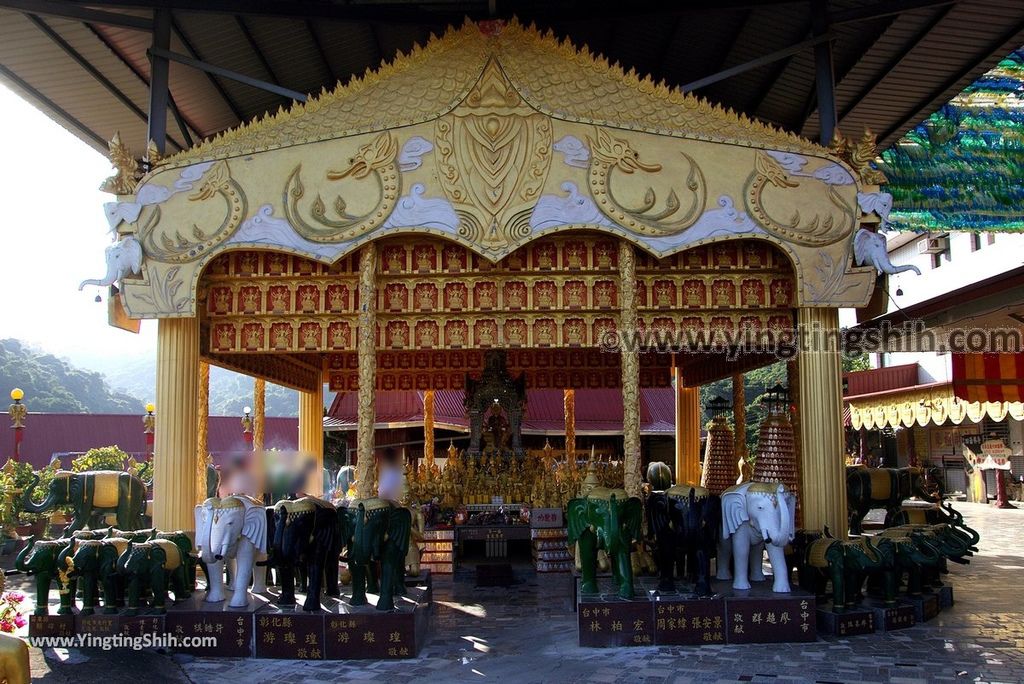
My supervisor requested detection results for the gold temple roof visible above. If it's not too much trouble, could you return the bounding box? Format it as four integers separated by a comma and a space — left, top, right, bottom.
161, 19, 822, 169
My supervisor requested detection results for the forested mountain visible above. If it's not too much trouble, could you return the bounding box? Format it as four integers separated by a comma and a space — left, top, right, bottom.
0, 339, 143, 413
0, 339, 302, 416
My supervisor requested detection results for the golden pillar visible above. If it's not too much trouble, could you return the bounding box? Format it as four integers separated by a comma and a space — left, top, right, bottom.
796, 307, 847, 537
299, 384, 324, 495
674, 367, 701, 485
423, 390, 435, 468
732, 372, 748, 476
787, 358, 803, 526
154, 317, 199, 532
355, 244, 378, 499
564, 389, 576, 463
253, 377, 266, 451
195, 361, 210, 503
618, 241, 642, 497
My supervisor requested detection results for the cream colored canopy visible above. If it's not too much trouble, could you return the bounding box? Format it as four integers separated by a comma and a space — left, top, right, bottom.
99, 20, 881, 319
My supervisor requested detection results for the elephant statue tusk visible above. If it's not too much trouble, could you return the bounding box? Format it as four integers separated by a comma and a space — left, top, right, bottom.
852, 228, 922, 276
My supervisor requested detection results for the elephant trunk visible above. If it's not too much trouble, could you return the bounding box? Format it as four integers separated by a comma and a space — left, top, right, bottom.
888, 264, 922, 276
773, 488, 791, 548
117, 542, 133, 575
21, 474, 52, 514
78, 263, 119, 291
14, 537, 35, 573
608, 497, 621, 550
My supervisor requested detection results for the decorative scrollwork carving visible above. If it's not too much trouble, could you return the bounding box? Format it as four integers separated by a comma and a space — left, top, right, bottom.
283, 131, 400, 243
744, 151, 855, 248
587, 128, 707, 235
139, 161, 247, 263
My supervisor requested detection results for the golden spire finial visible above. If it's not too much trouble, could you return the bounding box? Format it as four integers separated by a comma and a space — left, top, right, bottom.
99, 131, 139, 195
145, 139, 163, 168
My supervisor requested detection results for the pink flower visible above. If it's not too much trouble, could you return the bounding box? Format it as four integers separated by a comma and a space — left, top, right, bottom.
13, 616, 25, 628
5, 592, 24, 603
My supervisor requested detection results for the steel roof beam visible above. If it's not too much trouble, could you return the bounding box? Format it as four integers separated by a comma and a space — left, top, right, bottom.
171, 17, 244, 121
0, 61, 107, 149
828, 0, 960, 26
0, 0, 151, 30
27, 12, 185, 151
149, 45, 307, 102
681, 32, 831, 92
878, 16, 1024, 147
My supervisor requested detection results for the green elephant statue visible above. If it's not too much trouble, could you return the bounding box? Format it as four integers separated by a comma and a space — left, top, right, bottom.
15, 537, 75, 615
23, 470, 147, 534
870, 531, 942, 602
60, 537, 131, 615
117, 537, 193, 615
339, 498, 411, 611
793, 531, 886, 611
567, 487, 643, 599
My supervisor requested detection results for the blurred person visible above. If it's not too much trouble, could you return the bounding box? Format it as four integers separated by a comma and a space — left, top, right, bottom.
377, 448, 403, 502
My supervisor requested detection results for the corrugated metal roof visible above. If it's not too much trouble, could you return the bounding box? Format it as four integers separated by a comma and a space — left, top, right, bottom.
3, 2, 1023, 156
843, 363, 921, 398
12, 413, 298, 468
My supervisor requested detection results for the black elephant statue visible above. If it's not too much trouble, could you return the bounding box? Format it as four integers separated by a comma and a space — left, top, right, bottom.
339, 498, 411, 611
847, 466, 943, 533
647, 484, 721, 595
22, 470, 147, 534
15, 537, 75, 615
271, 497, 342, 612
791, 530, 887, 611
117, 537, 193, 615
567, 487, 643, 599
59, 537, 130, 615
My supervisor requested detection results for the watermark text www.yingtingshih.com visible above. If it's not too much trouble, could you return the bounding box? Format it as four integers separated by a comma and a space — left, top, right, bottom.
599, 319, 1024, 361
28, 632, 217, 651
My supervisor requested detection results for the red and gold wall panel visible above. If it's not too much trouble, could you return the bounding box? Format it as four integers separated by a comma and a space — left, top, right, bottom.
325, 349, 673, 392
200, 237, 795, 355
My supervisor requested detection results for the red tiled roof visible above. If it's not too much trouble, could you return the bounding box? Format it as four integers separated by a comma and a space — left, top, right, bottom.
9, 414, 298, 468
327, 388, 675, 435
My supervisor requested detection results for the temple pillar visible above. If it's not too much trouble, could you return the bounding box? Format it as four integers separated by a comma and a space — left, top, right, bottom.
355, 244, 378, 499
732, 372, 748, 476
564, 389, 576, 463
796, 307, 847, 537
424, 390, 435, 467
154, 317, 199, 532
618, 241, 642, 497
674, 366, 701, 485
299, 384, 323, 494
195, 361, 209, 503
253, 378, 266, 451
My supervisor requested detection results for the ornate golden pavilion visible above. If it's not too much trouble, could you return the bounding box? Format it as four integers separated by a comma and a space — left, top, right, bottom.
100, 20, 885, 536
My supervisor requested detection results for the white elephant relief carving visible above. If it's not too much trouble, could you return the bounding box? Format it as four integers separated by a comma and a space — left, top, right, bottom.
78, 235, 143, 291
716, 482, 796, 593
857, 191, 894, 228
853, 228, 922, 276
194, 495, 268, 608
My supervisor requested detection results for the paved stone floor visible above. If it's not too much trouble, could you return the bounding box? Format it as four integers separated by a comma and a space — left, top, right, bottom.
26, 503, 1024, 683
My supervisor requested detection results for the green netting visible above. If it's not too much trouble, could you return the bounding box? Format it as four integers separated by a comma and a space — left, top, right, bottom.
877, 47, 1024, 232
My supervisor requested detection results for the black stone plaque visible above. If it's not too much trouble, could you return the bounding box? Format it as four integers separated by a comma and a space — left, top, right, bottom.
909, 593, 940, 622
165, 611, 253, 657
76, 613, 120, 637
866, 601, 916, 631
653, 599, 727, 645
29, 614, 75, 638
254, 610, 324, 660
725, 595, 817, 643
816, 607, 876, 637
324, 611, 417, 659
578, 600, 654, 647
119, 614, 165, 638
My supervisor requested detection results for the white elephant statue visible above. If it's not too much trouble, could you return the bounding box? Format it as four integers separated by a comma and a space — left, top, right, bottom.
853, 228, 922, 276
716, 482, 796, 593
78, 235, 143, 290
194, 495, 268, 607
